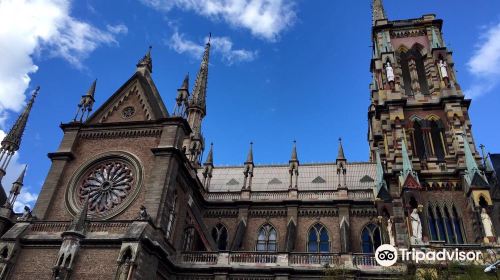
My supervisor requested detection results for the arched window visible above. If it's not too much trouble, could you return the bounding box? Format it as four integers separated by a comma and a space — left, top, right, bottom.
413, 121, 426, 159
307, 223, 330, 253
256, 224, 277, 252
211, 223, 228, 250
399, 46, 429, 96
444, 206, 455, 243
165, 191, 178, 240
182, 227, 195, 251
435, 206, 447, 241
430, 120, 445, 160
452, 206, 464, 244
427, 206, 438, 241
361, 224, 382, 253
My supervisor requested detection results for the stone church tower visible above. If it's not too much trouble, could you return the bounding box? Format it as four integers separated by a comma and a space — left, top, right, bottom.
0, 1, 498, 279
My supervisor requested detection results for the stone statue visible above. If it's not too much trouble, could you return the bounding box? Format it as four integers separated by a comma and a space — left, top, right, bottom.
410, 208, 422, 243
17, 206, 32, 221
137, 205, 150, 221
385, 62, 395, 82
387, 218, 395, 246
481, 208, 494, 237
438, 60, 448, 79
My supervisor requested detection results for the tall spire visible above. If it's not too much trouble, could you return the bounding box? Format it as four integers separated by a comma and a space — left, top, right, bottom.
136, 46, 153, 73
246, 142, 254, 164
337, 137, 346, 161
189, 34, 211, 115
1, 87, 39, 153
372, 0, 387, 26
74, 80, 96, 122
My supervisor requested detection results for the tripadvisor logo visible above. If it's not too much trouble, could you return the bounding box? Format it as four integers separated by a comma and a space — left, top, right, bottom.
374, 244, 482, 266
375, 244, 398, 267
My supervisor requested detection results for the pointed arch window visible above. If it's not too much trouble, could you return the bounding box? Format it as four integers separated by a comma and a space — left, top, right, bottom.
166, 191, 178, 240
452, 206, 464, 244
361, 224, 382, 253
413, 120, 426, 159
427, 204, 464, 244
399, 46, 429, 96
211, 223, 228, 250
307, 223, 330, 253
430, 120, 446, 160
427, 206, 438, 241
443, 206, 456, 243
256, 224, 277, 252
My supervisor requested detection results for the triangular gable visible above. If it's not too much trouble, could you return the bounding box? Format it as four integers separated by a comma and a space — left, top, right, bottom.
86, 72, 168, 124
403, 174, 421, 190
376, 185, 392, 201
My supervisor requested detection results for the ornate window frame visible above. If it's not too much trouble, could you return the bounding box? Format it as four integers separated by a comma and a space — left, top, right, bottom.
65, 151, 143, 220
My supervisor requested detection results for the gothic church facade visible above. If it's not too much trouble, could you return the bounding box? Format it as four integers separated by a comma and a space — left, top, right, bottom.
0, 1, 498, 279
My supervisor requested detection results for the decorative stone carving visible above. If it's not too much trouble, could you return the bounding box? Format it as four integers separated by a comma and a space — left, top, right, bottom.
17, 206, 32, 221
438, 60, 448, 79
410, 208, 422, 244
137, 205, 150, 221
66, 152, 143, 219
481, 208, 494, 237
79, 160, 133, 214
385, 62, 395, 83
387, 218, 395, 246
121, 106, 136, 119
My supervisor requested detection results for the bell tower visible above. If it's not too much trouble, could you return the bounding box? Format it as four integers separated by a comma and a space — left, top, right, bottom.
368, 0, 495, 246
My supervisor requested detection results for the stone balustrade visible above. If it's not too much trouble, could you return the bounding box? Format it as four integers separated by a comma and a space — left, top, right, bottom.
289, 253, 341, 266
352, 254, 379, 266
179, 251, 380, 269
251, 191, 289, 201
204, 190, 373, 201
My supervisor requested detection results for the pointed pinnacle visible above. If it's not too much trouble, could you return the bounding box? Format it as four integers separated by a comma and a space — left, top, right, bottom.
337, 137, 346, 160
290, 140, 298, 162
246, 142, 254, 163
69, 196, 89, 233
86, 79, 97, 98
181, 74, 189, 89
205, 142, 214, 165
14, 165, 27, 185
372, 0, 387, 25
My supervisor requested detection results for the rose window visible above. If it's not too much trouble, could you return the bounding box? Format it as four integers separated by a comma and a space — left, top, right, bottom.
77, 160, 134, 214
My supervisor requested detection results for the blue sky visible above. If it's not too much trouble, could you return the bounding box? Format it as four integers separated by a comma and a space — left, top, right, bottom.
1, 0, 500, 211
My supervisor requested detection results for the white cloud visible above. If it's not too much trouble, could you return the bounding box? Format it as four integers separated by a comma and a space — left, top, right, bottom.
466, 21, 500, 98
107, 24, 129, 35
170, 32, 257, 65
140, 0, 296, 41
13, 188, 39, 213
0, 0, 126, 123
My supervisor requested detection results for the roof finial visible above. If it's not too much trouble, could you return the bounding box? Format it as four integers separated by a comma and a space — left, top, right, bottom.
208, 32, 212, 44
290, 140, 298, 162
188, 33, 211, 115
74, 79, 97, 122
246, 142, 254, 163
337, 137, 346, 161
136, 45, 153, 73
204, 142, 214, 165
